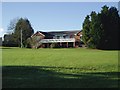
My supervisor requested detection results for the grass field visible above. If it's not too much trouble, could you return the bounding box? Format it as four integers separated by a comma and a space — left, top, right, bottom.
2, 47, 119, 88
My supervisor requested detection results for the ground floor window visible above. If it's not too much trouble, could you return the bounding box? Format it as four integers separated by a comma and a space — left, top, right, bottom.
38, 41, 82, 48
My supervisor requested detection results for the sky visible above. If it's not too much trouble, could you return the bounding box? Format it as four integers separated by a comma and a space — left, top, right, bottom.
0, 2, 119, 37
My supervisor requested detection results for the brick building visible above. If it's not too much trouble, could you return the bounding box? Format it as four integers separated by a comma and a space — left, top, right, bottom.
30, 30, 82, 48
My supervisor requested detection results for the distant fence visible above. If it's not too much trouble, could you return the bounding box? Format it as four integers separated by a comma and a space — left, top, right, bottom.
40, 38, 75, 43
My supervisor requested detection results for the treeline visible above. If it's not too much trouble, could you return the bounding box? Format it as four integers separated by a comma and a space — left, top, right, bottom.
82, 5, 120, 50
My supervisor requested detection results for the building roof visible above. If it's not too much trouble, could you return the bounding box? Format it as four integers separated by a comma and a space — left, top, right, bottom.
32, 30, 82, 39
31, 31, 45, 37
47, 30, 81, 36
37, 31, 54, 39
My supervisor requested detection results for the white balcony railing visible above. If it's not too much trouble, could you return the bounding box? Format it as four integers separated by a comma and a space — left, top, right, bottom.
40, 38, 75, 43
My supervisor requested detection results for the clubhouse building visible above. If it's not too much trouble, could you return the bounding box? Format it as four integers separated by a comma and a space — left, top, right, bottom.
30, 30, 83, 48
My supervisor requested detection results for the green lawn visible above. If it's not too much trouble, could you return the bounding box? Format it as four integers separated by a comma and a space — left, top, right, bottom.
2, 47, 119, 88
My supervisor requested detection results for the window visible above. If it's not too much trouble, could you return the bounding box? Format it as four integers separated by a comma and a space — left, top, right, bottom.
57, 36, 60, 39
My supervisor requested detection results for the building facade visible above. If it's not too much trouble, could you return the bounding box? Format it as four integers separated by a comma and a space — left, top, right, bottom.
30, 30, 82, 48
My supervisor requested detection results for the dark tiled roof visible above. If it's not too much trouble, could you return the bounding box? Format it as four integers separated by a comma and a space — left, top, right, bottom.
47, 30, 81, 36
35, 30, 82, 39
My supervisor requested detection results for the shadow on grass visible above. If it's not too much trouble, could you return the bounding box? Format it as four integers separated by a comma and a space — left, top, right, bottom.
1, 47, 13, 49
2, 66, 119, 88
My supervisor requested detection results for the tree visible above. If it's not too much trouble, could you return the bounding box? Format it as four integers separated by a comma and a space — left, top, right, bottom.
7, 17, 19, 34
82, 5, 120, 50
89, 11, 103, 48
14, 18, 34, 47
82, 12, 103, 49
99, 5, 120, 49
82, 15, 91, 47
3, 34, 17, 47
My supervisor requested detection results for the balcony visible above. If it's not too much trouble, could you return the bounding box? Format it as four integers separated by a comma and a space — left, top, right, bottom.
40, 38, 75, 43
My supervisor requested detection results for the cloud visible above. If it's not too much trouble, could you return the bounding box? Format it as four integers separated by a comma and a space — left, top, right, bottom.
0, 28, 6, 38
0, 28, 3, 32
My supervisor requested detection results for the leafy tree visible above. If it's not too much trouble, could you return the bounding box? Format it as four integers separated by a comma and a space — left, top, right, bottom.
5, 17, 34, 47
3, 33, 17, 47
26, 34, 43, 48
82, 15, 91, 46
14, 18, 34, 47
89, 11, 103, 48
99, 5, 120, 49
82, 5, 120, 50
7, 17, 19, 34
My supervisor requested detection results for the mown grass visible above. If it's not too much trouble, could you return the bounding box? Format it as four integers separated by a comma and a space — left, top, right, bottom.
2, 47, 119, 88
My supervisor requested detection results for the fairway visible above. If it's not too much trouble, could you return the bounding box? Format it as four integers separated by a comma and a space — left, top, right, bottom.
2, 47, 119, 88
